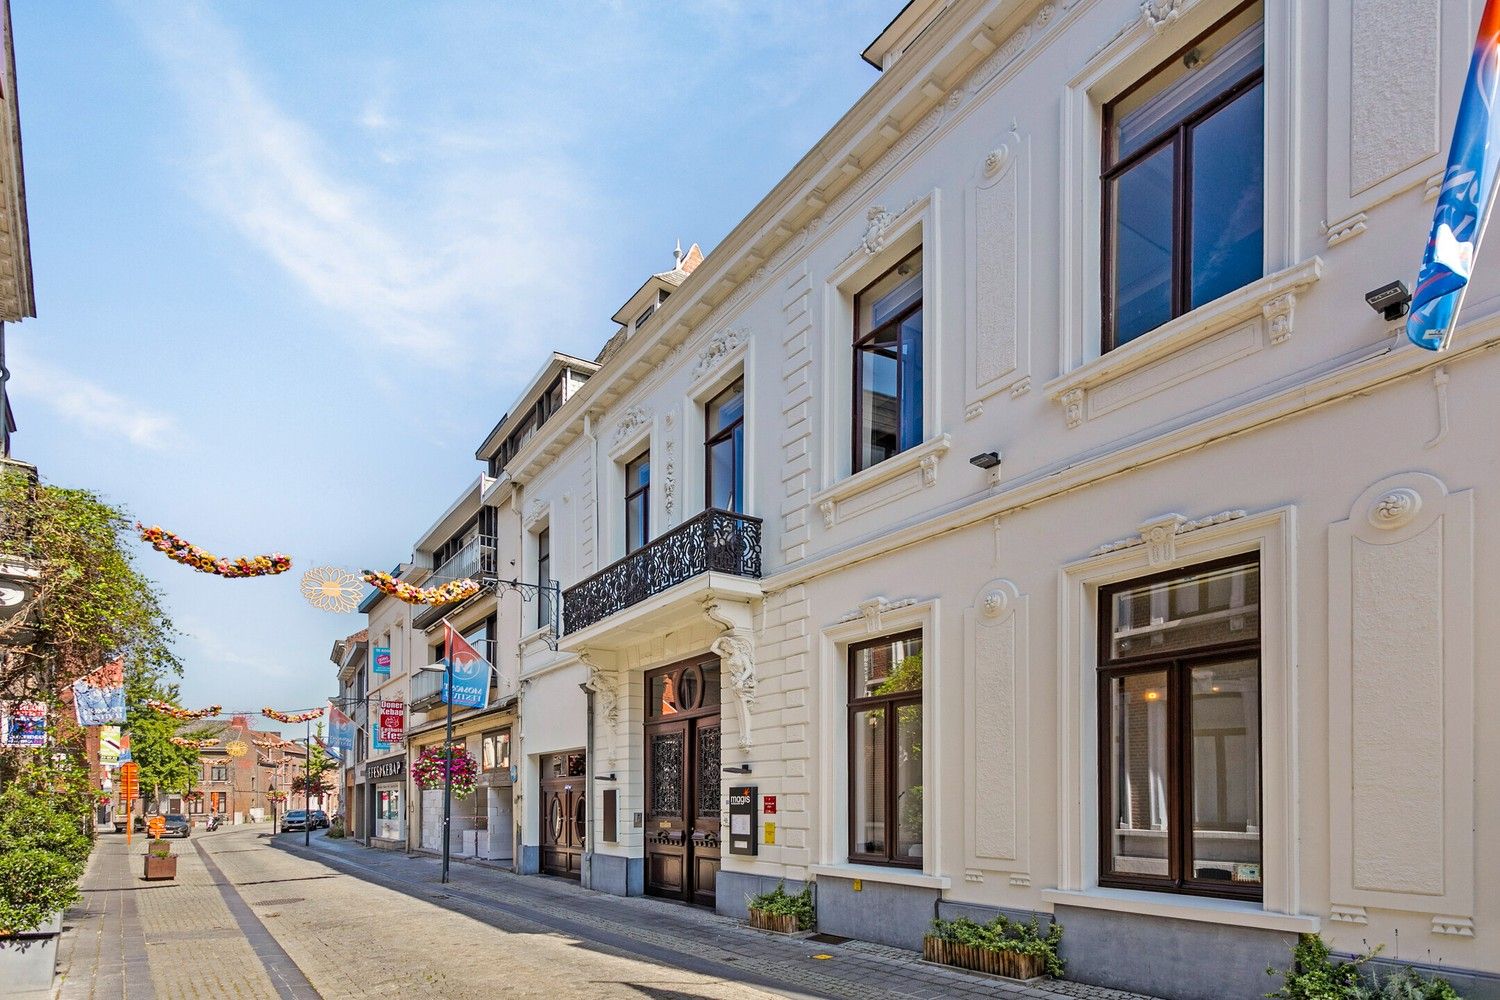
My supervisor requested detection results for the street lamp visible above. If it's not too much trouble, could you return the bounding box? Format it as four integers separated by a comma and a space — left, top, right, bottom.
417, 659, 455, 884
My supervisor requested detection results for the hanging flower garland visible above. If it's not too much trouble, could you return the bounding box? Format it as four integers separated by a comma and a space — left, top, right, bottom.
184, 790, 204, 801
267, 789, 287, 803
137, 523, 292, 579
144, 699, 222, 720
411, 743, 479, 797
170, 737, 220, 749
361, 569, 480, 606
261, 706, 325, 725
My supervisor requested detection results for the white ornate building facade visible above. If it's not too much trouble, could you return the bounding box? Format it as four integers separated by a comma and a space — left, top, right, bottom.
351, 2, 1500, 996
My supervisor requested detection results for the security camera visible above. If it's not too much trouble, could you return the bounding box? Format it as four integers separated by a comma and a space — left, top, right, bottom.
1366, 281, 1412, 321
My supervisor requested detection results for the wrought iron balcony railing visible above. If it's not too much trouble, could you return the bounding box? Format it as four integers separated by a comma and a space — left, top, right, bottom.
562, 508, 762, 635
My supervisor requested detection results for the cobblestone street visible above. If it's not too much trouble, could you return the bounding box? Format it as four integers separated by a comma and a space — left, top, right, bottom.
48, 826, 1167, 1000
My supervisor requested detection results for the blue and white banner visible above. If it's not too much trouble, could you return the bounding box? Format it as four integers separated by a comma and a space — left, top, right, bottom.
442, 622, 491, 710
328, 705, 354, 757
1409, 0, 1500, 350
72, 658, 126, 727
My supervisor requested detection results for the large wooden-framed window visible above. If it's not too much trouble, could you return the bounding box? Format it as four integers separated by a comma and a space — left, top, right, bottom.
1102, 2, 1264, 352
625, 451, 650, 552
847, 630, 923, 867
705, 378, 745, 513
210, 763, 229, 783
1097, 554, 1262, 899
853, 248, 923, 473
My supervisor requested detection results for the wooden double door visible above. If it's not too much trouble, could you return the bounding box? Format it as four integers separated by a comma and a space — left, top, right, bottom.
644, 657, 722, 906
539, 750, 586, 879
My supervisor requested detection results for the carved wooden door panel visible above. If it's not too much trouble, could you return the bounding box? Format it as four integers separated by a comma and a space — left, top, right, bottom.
539, 751, 585, 879
644, 718, 689, 898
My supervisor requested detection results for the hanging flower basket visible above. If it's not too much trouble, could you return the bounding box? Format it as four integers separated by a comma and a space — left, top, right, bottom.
145, 699, 221, 720
183, 790, 204, 802
411, 744, 478, 797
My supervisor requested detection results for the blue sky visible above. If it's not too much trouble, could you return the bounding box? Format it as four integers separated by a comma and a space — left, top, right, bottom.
8, 1, 887, 731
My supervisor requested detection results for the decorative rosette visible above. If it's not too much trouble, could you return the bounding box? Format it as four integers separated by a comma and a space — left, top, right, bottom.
137, 523, 292, 579
411, 743, 479, 797
145, 699, 222, 720
361, 570, 480, 606
170, 737, 220, 749
261, 706, 325, 725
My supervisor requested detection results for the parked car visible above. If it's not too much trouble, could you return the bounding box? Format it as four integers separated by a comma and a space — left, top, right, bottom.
160, 814, 191, 838
310, 810, 330, 829
281, 810, 311, 832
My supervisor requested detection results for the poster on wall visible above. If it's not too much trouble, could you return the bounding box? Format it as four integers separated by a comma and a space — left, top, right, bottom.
378, 699, 404, 747
373, 646, 391, 675
2, 701, 47, 747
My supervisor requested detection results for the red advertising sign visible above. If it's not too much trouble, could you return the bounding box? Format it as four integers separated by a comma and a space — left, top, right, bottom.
379, 699, 405, 745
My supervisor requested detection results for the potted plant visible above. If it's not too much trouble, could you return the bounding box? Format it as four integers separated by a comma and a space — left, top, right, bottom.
143, 839, 177, 881
746, 883, 814, 934
0, 848, 82, 992
1267, 934, 1463, 999
923, 915, 1064, 982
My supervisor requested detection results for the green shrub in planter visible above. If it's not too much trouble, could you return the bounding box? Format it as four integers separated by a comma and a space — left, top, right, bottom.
326, 820, 346, 839
1266, 934, 1462, 1000
0, 788, 92, 867
925, 914, 1065, 980
0, 848, 81, 935
746, 883, 814, 932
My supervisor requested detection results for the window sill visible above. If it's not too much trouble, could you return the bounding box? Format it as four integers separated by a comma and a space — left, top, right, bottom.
1044, 257, 1325, 428
812, 434, 951, 529
810, 862, 951, 890
1040, 887, 1319, 933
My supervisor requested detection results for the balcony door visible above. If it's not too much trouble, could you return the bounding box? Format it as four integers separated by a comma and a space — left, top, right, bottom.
644, 657, 721, 906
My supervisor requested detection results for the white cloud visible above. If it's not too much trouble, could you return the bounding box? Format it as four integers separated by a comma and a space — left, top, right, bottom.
13, 354, 182, 451
128, 2, 598, 366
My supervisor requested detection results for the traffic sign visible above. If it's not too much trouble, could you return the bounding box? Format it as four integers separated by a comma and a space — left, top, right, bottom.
119, 761, 139, 800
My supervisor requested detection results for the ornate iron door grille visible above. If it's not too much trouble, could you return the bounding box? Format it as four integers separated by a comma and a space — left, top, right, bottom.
562, 508, 762, 634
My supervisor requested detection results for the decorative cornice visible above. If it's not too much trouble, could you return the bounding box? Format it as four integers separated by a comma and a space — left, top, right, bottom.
1140, 0, 1186, 33
1432, 915, 1475, 938
522, 499, 547, 530
1325, 212, 1367, 247
837, 596, 918, 633
1090, 509, 1248, 565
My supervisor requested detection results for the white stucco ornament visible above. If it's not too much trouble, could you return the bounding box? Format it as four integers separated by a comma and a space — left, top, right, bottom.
859, 205, 895, 255
1368, 488, 1422, 530
981, 588, 1010, 619
710, 632, 756, 751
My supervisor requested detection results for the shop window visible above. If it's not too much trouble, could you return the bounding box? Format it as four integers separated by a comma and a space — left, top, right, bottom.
1098, 555, 1262, 898
853, 248, 923, 473
482, 729, 511, 772
847, 630, 923, 867
705, 378, 745, 513
1103, 2, 1264, 351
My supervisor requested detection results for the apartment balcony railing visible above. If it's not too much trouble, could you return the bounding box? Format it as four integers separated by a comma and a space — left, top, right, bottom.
413, 535, 498, 631
562, 508, 762, 635
408, 638, 500, 711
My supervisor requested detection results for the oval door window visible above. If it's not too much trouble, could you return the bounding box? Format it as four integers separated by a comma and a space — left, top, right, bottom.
679, 665, 702, 711
574, 795, 587, 842
548, 795, 564, 841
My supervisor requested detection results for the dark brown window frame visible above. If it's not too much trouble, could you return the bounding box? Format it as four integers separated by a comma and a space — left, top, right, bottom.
704, 377, 745, 514
852, 248, 924, 475
846, 629, 923, 868
1100, 2, 1264, 353
625, 450, 651, 553
536, 526, 551, 630
1095, 553, 1263, 901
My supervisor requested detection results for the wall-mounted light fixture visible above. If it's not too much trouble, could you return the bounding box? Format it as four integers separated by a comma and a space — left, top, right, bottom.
722, 764, 752, 774
969, 450, 1002, 486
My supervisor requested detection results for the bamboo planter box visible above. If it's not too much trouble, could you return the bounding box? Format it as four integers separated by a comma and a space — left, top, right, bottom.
143, 853, 178, 881
748, 909, 801, 934
922, 937, 1046, 981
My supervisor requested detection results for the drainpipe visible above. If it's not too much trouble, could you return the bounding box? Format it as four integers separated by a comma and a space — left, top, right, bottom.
581, 678, 595, 890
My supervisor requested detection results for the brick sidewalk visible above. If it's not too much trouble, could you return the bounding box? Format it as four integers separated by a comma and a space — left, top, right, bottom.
274, 832, 1164, 1000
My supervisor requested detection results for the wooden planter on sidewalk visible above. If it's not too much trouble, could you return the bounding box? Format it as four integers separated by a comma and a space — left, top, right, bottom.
143, 852, 178, 881
921, 937, 1046, 981
748, 909, 800, 934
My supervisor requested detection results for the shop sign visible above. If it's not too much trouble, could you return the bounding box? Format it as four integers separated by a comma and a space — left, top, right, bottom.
2, 701, 46, 747
373, 646, 391, 675
377, 699, 404, 747
728, 784, 758, 856
365, 755, 406, 781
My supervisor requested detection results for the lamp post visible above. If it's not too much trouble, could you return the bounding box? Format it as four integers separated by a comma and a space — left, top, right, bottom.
418, 659, 455, 884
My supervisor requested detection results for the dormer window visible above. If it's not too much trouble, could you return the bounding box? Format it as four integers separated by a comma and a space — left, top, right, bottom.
635, 303, 656, 329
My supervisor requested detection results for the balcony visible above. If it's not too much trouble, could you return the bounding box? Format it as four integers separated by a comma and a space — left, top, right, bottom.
413, 535, 498, 631
409, 638, 500, 711
562, 508, 762, 636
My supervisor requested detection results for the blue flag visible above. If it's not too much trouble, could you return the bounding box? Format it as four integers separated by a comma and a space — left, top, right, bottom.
1408, 0, 1500, 350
